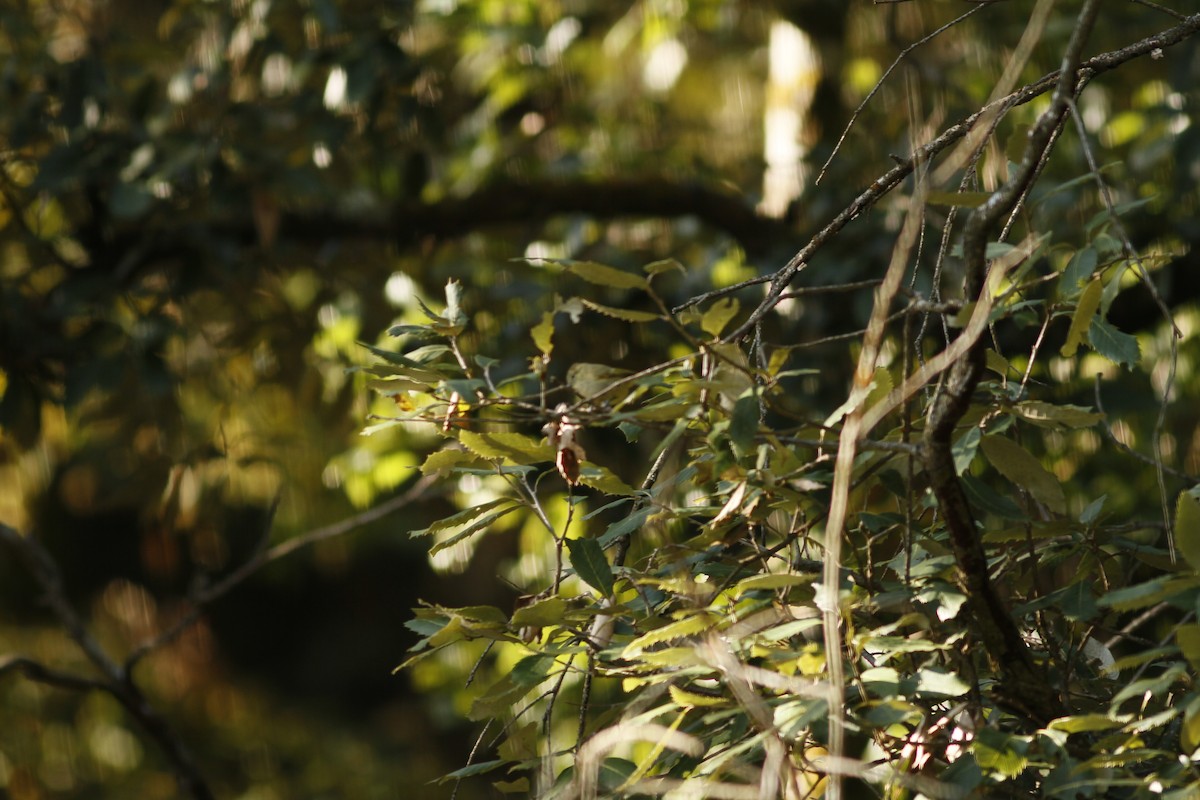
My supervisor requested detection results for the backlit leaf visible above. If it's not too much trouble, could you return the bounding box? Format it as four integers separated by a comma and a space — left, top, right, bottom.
582, 299, 660, 323
565, 260, 648, 290
459, 431, 554, 464
701, 297, 740, 338
1060, 278, 1102, 358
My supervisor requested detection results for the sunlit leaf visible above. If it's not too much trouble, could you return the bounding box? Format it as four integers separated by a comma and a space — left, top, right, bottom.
1060, 278, 1102, 358
458, 431, 554, 464
700, 297, 739, 338
564, 260, 648, 290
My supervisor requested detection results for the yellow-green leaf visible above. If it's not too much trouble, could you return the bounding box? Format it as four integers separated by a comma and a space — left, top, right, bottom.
1175, 624, 1200, 672
566, 260, 648, 290
581, 299, 660, 323
1176, 490, 1200, 572
1060, 278, 1102, 358
511, 597, 568, 628
701, 297, 740, 338
459, 431, 554, 464
623, 613, 716, 658
669, 684, 727, 708
531, 310, 555, 355
420, 448, 479, 476
578, 464, 636, 496
980, 436, 1066, 514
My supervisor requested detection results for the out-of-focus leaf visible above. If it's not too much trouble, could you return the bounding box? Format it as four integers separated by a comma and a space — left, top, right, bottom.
563, 260, 648, 290
581, 299, 660, 322
531, 310, 555, 355
1175, 489, 1200, 571
980, 436, 1066, 514
701, 297, 739, 338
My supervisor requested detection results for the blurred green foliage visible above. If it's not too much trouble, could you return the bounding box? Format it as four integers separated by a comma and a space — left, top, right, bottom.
1, 0, 1200, 797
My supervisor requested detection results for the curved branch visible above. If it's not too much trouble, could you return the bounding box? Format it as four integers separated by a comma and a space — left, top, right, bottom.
922, 0, 1102, 724
719, 11, 1200, 337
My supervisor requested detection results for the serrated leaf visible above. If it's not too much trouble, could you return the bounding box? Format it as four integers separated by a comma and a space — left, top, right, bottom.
701, 297, 740, 338
566, 260, 648, 290
1176, 490, 1200, 571
580, 298, 660, 323
459, 430, 554, 464
428, 503, 522, 555
1088, 317, 1140, 368
980, 436, 1066, 514
1014, 401, 1103, 429
565, 537, 615, 596
409, 498, 516, 538
531, 310, 555, 355
1060, 278, 1102, 358
577, 464, 636, 496
645, 258, 685, 276
623, 613, 716, 658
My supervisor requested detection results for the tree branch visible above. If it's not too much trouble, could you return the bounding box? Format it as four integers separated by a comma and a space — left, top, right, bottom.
921, 0, 1103, 725
718, 11, 1200, 337
0, 523, 215, 800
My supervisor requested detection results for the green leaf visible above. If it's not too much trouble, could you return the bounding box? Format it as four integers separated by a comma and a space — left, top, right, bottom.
700, 297, 740, 338
566, 363, 631, 400
409, 498, 516, 538
598, 506, 654, 546
644, 258, 685, 276
623, 613, 716, 658
565, 537, 615, 596
531, 310, 555, 355
511, 597, 568, 628
980, 436, 1066, 514
728, 393, 759, 458
952, 426, 982, 475
1060, 278, 1102, 358
458, 431, 554, 464
1013, 401, 1103, 429
1088, 317, 1140, 368
565, 260, 648, 290
1048, 714, 1122, 734
1176, 489, 1200, 571
1176, 624, 1200, 672
915, 668, 971, 698
428, 503, 522, 555
581, 299, 660, 323
578, 464, 637, 496
1061, 246, 1099, 292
